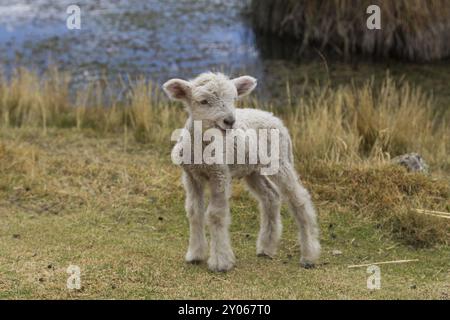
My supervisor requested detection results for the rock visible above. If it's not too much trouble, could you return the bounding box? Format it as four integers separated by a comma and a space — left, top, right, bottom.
392, 153, 429, 173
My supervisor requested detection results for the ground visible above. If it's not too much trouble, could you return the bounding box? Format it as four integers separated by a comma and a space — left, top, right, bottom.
0, 128, 448, 299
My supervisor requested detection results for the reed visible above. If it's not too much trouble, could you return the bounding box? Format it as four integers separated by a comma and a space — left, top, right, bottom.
250, 0, 450, 61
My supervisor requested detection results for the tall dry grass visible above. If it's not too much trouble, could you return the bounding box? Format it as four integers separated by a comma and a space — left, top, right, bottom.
0, 68, 184, 145
0, 67, 448, 171
251, 0, 450, 61
285, 77, 449, 171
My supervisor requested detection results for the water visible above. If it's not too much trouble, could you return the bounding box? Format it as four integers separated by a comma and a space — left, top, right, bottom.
0, 1, 260, 83
0, 0, 449, 107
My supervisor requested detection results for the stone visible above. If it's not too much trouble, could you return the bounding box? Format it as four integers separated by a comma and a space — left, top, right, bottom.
392, 153, 429, 173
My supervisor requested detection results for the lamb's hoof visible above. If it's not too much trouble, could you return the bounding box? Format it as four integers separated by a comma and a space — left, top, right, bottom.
186, 259, 203, 265
300, 260, 316, 269
256, 244, 276, 259
208, 263, 234, 273
185, 251, 207, 265
207, 254, 235, 272
257, 252, 274, 259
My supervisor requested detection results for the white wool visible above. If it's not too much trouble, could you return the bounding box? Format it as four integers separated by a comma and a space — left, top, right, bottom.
163, 72, 320, 272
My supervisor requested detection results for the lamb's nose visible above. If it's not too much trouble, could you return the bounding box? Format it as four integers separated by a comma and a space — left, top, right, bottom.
224, 116, 235, 127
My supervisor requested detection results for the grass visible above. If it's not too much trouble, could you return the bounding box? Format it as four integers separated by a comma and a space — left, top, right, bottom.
0, 67, 449, 299
0, 128, 448, 299
1, 67, 448, 170
250, 0, 450, 61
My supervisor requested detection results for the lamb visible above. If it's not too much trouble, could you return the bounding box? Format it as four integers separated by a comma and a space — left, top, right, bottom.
163, 72, 320, 272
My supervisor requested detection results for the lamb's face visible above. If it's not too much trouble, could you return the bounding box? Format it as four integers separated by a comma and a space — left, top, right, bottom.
163, 73, 257, 131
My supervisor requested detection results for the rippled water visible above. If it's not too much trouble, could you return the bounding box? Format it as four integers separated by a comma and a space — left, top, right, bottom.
0, 0, 263, 83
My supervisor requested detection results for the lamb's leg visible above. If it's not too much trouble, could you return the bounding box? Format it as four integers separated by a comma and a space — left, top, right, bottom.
245, 172, 282, 258
206, 174, 235, 272
270, 165, 321, 268
183, 171, 208, 263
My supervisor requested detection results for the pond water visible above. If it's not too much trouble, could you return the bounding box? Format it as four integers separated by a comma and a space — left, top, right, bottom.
0, 1, 259, 83
1, 0, 450, 107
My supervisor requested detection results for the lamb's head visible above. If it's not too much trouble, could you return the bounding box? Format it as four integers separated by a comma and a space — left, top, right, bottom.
163, 72, 257, 131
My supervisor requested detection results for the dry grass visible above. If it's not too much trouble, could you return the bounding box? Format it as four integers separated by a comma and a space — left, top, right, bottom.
0, 67, 183, 145
284, 77, 449, 172
250, 0, 450, 61
0, 128, 448, 299
306, 163, 449, 246
0, 67, 449, 246
0, 67, 449, 298
1, 67, 448, 170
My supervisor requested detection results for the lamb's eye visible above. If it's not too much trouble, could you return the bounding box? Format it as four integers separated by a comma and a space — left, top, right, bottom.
200, 100, 209, 105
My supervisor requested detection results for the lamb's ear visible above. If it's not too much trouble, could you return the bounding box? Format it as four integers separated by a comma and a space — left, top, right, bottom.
232, 76, 257, 97
162, 79, 192, 102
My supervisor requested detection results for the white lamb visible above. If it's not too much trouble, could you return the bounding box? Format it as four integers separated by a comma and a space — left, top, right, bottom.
163, 72, 320, 272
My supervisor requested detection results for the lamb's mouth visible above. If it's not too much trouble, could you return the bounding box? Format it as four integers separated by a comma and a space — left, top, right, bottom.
214, 124, 228, 133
